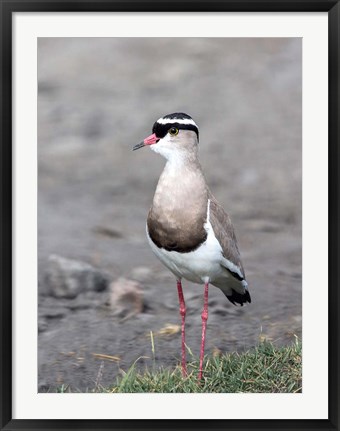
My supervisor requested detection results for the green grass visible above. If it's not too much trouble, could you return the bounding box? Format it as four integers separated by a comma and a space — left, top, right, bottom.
101, 339, 302, 393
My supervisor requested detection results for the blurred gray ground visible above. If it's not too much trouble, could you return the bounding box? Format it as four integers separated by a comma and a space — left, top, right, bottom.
38, 38, 302, 392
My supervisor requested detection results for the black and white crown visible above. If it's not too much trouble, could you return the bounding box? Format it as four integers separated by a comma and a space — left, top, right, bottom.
152, 112, 199, 141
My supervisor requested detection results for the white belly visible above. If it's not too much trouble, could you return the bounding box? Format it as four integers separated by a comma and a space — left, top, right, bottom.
146, 217, 227, 285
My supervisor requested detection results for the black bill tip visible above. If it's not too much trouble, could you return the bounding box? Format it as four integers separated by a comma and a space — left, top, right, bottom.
132, 141, 145, 151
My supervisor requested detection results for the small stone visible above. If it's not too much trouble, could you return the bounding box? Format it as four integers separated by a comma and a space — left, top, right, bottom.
65, 299, 91, 311
109, 277, 143, 320
42, 307, 66, 319
45, 254, 111, 299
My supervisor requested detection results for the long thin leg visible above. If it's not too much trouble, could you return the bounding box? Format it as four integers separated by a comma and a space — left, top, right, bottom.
176, 279, 187, 377
198, 281, 209, 380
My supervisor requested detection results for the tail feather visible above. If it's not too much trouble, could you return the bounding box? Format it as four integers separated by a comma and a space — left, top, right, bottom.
224, 288, 251, 306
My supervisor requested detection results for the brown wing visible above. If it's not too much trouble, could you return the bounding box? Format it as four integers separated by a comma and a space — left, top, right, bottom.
208, 193, 246, 279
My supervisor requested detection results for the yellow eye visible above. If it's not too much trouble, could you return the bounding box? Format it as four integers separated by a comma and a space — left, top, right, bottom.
169, 127, 179, 136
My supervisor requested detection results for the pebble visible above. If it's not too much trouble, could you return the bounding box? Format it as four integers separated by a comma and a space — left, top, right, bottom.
45, 254, 111, 299
109, 277, 143, 320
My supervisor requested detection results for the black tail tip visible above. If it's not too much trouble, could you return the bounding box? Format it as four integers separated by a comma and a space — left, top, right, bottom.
226, 289, 251, 306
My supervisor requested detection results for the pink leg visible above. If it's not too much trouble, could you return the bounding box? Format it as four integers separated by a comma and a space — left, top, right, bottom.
198, 281, 209, 380
176, 279, 187, 377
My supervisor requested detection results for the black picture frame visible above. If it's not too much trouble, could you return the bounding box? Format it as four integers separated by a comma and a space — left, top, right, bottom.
1, 1, 339, 430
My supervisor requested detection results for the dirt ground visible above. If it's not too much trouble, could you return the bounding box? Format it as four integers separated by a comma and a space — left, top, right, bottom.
38, 37, 302, 392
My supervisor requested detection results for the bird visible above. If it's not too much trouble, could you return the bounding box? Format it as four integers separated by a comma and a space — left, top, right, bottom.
133, 112, 251, 379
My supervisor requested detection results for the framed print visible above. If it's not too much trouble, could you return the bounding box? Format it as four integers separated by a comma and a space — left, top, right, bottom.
1, 1, 339, 430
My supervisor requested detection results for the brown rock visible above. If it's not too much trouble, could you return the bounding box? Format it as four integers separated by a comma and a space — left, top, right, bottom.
109, 278, 143, 320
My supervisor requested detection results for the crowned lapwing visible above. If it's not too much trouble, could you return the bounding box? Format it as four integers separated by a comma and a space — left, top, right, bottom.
133, 113, 251, 379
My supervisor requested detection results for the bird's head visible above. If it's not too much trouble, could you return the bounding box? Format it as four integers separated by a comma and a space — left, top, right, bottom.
133, 113, 199, 162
